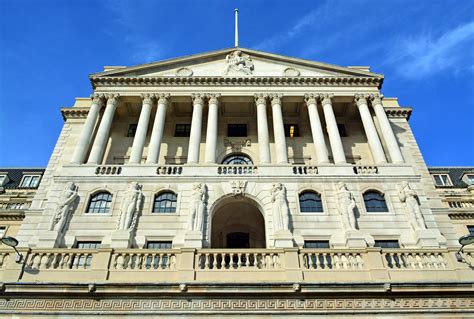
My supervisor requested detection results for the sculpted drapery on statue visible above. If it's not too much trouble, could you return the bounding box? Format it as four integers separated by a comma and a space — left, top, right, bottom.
398, 182, 426, 231
50, 182, 78, 233
117, 182, 143, 232
188, 183, 207, 232
271, 183, 290, 232
223, 50, 254, 75
336, 183, 357, 231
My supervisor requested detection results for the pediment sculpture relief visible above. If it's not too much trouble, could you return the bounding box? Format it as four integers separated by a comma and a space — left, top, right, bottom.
223, 50, 254, 76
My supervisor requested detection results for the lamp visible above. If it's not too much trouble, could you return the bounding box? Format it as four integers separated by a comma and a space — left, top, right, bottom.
1, 236, 23, 263
455, 234, 474, 262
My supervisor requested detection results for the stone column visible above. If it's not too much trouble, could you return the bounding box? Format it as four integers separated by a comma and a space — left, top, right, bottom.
71, 93, 105, 164
255, 94, 271, 164
87, 94, 120, 164
270, 94, 288, 164
371, 94, 404, 163
187, 94, 204, 164
205, 94, 220, 163
129, 94, 154, 164
146, 94, 170, 164
320, 94, 346, 164
304, 94, 329, 164
355, 94, 387, 164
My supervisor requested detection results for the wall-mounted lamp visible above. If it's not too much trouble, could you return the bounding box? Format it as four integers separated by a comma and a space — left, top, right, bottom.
455, 234, 474, 262
1, 236, 23, 264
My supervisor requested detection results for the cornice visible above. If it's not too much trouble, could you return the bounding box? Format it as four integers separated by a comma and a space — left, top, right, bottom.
0, 210, 25, 221
61, 107, 89, 121
385, 107, 412, 121
448, 212, 474, 220
90, 76, 383, 89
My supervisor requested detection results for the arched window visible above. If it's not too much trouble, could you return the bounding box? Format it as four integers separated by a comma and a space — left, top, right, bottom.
363, 191, 388, 212
299, 191, 323, 213
87, 192, 112, 214
153, 192, 177, 213
222, 153, 253, 165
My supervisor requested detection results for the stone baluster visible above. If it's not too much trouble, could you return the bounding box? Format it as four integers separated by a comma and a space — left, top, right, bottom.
187, 94, 205, 164
320, 94, 346, 164
255, 94, 271, 164
355, 94, 387, 164
270, 94, 288, 164
87, 94, 120, 164
205, 94, 220, 163
71, 94, 105, 164
146, 93, 170, 164
129, 94, 154, 164
304, 94, 329, 164
370, 94, 404, 163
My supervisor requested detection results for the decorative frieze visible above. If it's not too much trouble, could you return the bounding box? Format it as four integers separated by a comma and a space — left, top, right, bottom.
385, 107, 412, 120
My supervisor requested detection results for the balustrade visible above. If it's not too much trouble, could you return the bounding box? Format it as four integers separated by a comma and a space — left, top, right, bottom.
448, 201, 474, 209
112, 250, 177, 270
301, 250, 364, 270
353, 165, 378, 175
156, 166, 183, 175
196, 250, 281, 270
95, 165, 122, 175
217, 165, 258, 175
382, 250, 448, 270
0, 251, 9, 269
26, 250, 94, 270
292, 165, 318, 175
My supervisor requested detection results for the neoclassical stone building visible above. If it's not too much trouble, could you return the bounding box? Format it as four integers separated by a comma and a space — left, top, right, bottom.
1, 47, 473, 317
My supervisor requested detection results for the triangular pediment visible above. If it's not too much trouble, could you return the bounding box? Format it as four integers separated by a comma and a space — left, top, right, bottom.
91, 47, 382, 79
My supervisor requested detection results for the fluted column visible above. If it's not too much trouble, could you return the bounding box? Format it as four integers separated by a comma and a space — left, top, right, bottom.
355, 94, 387, 164
146, 94, 170, 164
304, 94, 329, 164
87, 94, 120, 164
371, 94, 404, 163
71, 94, 105, 164
255, 94, 271, 164
129, 94, 154, 164
187, 94, 204, 164
320, 94, 346, 164
270, 94, 288, 164
205, 94, 220, 163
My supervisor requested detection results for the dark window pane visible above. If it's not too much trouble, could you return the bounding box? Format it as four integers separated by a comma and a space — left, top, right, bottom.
284, 124, 300, 137
363, 191, 388, 212
146, 241, 172, 249
468, 226, 474, 236
299, 191, 323, 213
374, 240, 400, 249
76, 241, 101, 249
127, 124, 137, 137
227, 124, 247, 137
337, 124, 347, 137
175, 124, 191, 137
153, 192, 177, 213
87, 192, 112, 214
222, 154, 253, 165
304, 241, 330, 248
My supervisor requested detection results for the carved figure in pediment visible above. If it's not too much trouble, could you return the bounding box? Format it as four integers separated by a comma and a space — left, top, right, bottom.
336, 183, 357, 231
230, 180, 246, 196
224, 50, 254, 75
118, 182, 143, 232
188, 183, 207, 232
271, 183, 290, 232
50, 182, 78, 233
398, 182, 426, 231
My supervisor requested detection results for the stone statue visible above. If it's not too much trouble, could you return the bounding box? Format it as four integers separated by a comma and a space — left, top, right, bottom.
271, 183, 290, 232
398, 182, 426, 231
117, 182, 143, 232
336, 183, 357, 231
188, 183, 207, 232
223, 50, 254, 75
50, 182, 78, 233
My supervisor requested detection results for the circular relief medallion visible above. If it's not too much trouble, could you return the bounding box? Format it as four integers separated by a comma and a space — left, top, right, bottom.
283, 67, 301, 77
176, 67, 194, 77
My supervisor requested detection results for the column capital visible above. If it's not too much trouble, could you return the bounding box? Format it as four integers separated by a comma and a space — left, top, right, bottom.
140, 93, 154, 105
318, 93, 333, 105
191, 93, 205, 105
354, 93, 369, 107
369, 93, 383, 106
269, 93, 283, 106
304, 93, 317, 105
207, 93, 221, 105
105, 93, 120, 106
91, 93, 106, 107
155, 93, 170, 105
254, 93, 268, 105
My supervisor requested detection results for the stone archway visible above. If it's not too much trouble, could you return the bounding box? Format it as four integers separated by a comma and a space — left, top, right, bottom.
210, 198, 266, 248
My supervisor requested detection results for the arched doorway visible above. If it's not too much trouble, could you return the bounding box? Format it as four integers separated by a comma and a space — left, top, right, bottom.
210, 198, 266, 248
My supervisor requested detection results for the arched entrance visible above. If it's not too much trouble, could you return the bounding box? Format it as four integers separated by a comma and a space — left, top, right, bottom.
210, 198, 266, 248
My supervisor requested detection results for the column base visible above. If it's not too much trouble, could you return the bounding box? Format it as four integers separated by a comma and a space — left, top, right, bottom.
273, 230, 294, 248
184, 231, 203, 248
400, 229, 447, 249
331, 230, 374, 249
37, 230, 62, 248
110, 230, 132, 248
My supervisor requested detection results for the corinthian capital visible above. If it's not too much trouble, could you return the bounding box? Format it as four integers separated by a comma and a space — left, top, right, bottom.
254, 93, 267, 105
106, 93, 120, 106
141, 93, 154, 105
304, 93, 317, 105
370, 93, 383, 106
155, 93, 170, 105
269, 93, 283, 106
91, 93, 106, 107
191, 93, 205, 105
207, 93, 221, 105
354, 94, 369, 107
318, 93, 333, 105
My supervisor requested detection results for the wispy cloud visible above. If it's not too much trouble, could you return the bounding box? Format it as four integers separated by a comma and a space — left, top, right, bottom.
383, 21, 474, 79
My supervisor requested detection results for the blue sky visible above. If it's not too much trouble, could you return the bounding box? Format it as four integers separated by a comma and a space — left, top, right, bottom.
0, 0, 473, 167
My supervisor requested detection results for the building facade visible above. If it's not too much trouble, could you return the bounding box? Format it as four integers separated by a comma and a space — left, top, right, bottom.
1, 48, 473, 317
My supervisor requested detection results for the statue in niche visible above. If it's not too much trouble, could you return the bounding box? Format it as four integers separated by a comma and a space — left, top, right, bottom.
336, 182, 357, 231
223, 50, 254, 75
50, 182, 78, 233
271, 183, 290, 232
398, 182, 426, 231
117, 182, 143, 232
188, 183, 207, 232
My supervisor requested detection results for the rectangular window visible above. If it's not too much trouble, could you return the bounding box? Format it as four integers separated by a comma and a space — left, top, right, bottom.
337, 124, 347, 137
303, 240, 330, 249
374, 240, 400, 249
468, 226, 474, 236
20, 175, 41, 188
466, 175, 474, 185
175, 124, 191, 137
433, 174, 452, 186
227, 124, 247, 137
127, 124, 137, 137
76, 241, 101, 249
284, 124, 300, 137
146, 241, 172, 249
